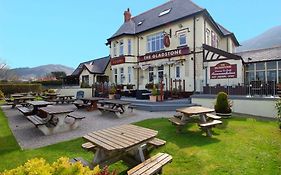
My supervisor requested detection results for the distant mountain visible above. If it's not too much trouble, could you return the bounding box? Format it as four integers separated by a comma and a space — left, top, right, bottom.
10, 64, 74, 80
237, 25, 281, 52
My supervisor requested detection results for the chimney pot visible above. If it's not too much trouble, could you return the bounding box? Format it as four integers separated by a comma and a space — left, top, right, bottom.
124, 8, 132, 22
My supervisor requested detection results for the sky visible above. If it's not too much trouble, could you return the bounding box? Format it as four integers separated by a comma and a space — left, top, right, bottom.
0, 0, 281, 69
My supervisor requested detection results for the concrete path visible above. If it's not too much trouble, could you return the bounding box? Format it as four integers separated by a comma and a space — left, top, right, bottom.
1, 105, 175, 149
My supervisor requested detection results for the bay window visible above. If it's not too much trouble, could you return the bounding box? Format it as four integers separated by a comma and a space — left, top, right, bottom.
147, 32, 164, 53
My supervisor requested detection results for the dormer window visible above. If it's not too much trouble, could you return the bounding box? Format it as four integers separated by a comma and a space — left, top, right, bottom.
159, 8, 171, 17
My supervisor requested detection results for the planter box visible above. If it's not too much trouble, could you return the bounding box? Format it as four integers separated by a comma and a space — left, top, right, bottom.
109, 94, 115, 99
150, 95, 157, 102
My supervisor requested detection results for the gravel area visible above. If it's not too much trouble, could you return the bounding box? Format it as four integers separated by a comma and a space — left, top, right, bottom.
1, 105, 175, 149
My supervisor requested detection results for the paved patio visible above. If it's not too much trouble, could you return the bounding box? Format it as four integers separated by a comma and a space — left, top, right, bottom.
1, 105, 175, 149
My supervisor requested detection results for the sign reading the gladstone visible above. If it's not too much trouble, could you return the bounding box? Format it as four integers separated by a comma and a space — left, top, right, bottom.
138, 47, 189, 62
210, 62, 237, 79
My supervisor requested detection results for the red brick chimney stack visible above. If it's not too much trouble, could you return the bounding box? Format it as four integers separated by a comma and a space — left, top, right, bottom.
124, 8, 132, 22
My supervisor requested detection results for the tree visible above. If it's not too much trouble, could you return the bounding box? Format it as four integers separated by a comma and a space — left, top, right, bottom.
51, 71, 67, 80
0, 59, 18, 81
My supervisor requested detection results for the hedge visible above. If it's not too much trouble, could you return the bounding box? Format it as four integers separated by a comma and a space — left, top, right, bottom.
0, 83, 42, 96
33, 80, 63, 86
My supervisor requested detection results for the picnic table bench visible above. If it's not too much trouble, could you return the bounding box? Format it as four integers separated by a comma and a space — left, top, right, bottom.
26, 106, 84, 135
98, 99, 132, 117
17, 106, 33, 116
171, 106, 223, 137
12, 96, 35, 108
56, 95, 75, 104
77, 97, 104, 111
127, 153, 172, 175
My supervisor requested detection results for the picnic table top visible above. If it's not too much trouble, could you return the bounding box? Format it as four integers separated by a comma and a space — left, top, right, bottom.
27, 100, 53, 106
176, 106, 215, 115
45, 93, 60, 96
101, 99, 131, 105
83, 124, 158, 151
11, 94, 24, 98
14, 96, 36, 100
39, 106, 75, 114
57, 95, 74, 98
81, 97, 104, 101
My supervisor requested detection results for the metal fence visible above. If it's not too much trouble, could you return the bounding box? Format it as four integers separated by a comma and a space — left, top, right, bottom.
203, 81, 277, 96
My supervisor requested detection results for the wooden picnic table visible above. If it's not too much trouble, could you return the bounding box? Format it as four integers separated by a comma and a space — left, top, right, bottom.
12, 96, 36, 108
80, 97, 104, 111
35, 106, 77, 135
174, 106, 221, 136
100, 99, 131, 114
11, 94, 24, 98
27, 100, 54, 114
57, 95, 75, 104
83, 124, 158, 167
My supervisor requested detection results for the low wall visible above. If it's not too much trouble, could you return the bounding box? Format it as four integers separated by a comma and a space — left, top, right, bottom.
192, 95, 279, 118
57, 88, 92, 98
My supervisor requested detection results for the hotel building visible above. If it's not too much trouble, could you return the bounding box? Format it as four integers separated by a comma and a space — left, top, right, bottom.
107, 0, 242, 93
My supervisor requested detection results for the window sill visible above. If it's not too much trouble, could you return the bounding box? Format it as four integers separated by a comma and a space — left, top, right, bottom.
177, 45, 188, 49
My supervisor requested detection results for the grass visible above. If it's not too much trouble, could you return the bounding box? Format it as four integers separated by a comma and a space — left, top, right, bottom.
0, 109, 281, 174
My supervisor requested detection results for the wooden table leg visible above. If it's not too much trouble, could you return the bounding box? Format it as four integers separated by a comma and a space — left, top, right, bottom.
200, 114, 212, 137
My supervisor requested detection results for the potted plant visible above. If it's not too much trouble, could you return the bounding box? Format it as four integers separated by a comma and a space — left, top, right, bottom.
275, 99, 281, 129
149, 85, 159, 102
214, 92, 232, 117
109, 86, 116, 99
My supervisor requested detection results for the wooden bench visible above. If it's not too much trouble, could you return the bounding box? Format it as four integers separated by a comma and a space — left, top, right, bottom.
81, 142, 96, 152
128, 105, 136, 112
127, 153, 172, 175
148, 138, 166, 148
67, 113, 86, 120
174, 113, 183, 119
199, 120, 222, 137
206, 113, 222, 120
73, 101, 91, 109
169, 117, 186, 133
27, 115, 48, 127
98, 106, 122, 117
17, 106, 33, 116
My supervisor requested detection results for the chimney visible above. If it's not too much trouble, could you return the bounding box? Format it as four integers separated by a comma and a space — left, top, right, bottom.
124, 8, 131, 22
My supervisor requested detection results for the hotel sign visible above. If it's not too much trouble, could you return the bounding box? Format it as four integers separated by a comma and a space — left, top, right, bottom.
138, 47, 189, 62
111, 56, 125, 65
210, 62, 237, 79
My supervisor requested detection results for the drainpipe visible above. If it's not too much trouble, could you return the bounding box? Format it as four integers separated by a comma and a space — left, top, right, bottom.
137, 36, 140, 90
193, 16, 196, 93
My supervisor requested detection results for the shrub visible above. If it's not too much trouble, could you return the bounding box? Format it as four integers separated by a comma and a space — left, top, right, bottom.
80, 82, 91, 88
0, 83, 42, 96
2, 157, 117, 175
151, 85, 159, 96
145, 83, 159, 89
109, 86, 116, 94
0, 90, 5, 99
47, 89, 56, 93
214, 92, 232, 114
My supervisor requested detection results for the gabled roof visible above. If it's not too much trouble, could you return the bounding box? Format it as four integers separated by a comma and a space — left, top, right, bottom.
236, 46, 281, 63
108, 0, 240, 46
72, 56, 110, 76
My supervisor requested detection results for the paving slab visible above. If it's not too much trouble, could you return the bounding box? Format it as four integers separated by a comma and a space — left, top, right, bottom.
1, 105, 175, 149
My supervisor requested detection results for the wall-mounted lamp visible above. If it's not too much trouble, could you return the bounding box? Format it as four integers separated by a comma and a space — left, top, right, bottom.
191, 57, 194, 61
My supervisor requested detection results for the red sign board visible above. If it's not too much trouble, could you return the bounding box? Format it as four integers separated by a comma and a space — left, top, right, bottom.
163, 35, 170, 47
138, 47, 189, 62
210, 62, 237, 79
111, 56, 125, 65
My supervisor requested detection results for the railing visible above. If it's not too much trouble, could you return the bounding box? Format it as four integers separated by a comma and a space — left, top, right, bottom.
203, 81, 277, 96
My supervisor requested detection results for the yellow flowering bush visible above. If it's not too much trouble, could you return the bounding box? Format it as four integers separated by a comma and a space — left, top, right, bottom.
2, 157, 102, 175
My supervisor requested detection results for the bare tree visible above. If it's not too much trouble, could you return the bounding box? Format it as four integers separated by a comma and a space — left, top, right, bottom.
0, 59, 18, 81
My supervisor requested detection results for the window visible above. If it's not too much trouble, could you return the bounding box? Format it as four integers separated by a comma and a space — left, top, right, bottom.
158, 65, 164, 82
147, 32, 164, 53
82, 75, 89, 86
114, 69, 118, 84
211, 31, 218, 48
159, 9, 171, 17
245, 72, 255, 84
245, 64, 254, 71
148, 67, 154, 83
206, 29, 210, 45
256, 63, 265, 81
175, 66, 180, 78
128, 67, 132, 84
267, 61, 277, 82
119, 40, 124, 56
128, 39, 132, 55
120, 67, 124, 84
113, 43, 117, 56
179, 33, 187, 46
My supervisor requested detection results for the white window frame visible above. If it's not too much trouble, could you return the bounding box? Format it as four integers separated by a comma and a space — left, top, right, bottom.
148, 67, 154, 83
158, 65, 164, 83
119, 40, 124, 56
114, 68, 118, 84
128, 67, 132, 84
113, 43, 117, 57
179, 32, 187, 46
128, 39, 132, 55
175, 65, 180, 79
147, 32, 164, 53
206, 29, 210, 45
120, 67, 124, 84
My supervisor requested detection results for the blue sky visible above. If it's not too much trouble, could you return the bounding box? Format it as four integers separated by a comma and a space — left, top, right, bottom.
0, 0, 281, 69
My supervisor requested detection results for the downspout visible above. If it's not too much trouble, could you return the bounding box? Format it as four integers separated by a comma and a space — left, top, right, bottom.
137, 36, 140, 90
193, 16, 196, 92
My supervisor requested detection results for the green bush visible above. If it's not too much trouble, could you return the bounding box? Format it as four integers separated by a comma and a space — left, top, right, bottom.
33, 80, 63, 86
0, 90, 4, 99
2, 157, 117, 175
0, 84, 42, 96
275, 99, 281, 128
214, 92, 232, 114
47, 89, 56, 93
151, 85, 159, 96
80, 82, 91, 88
109, 86, 116, 94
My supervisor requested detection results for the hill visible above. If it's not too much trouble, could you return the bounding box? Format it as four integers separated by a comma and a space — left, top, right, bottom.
10, 64, 74, 80
237, 25, 281, 52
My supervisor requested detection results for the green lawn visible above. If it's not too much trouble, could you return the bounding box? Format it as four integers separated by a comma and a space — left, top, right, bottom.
0, 109, 281, 174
